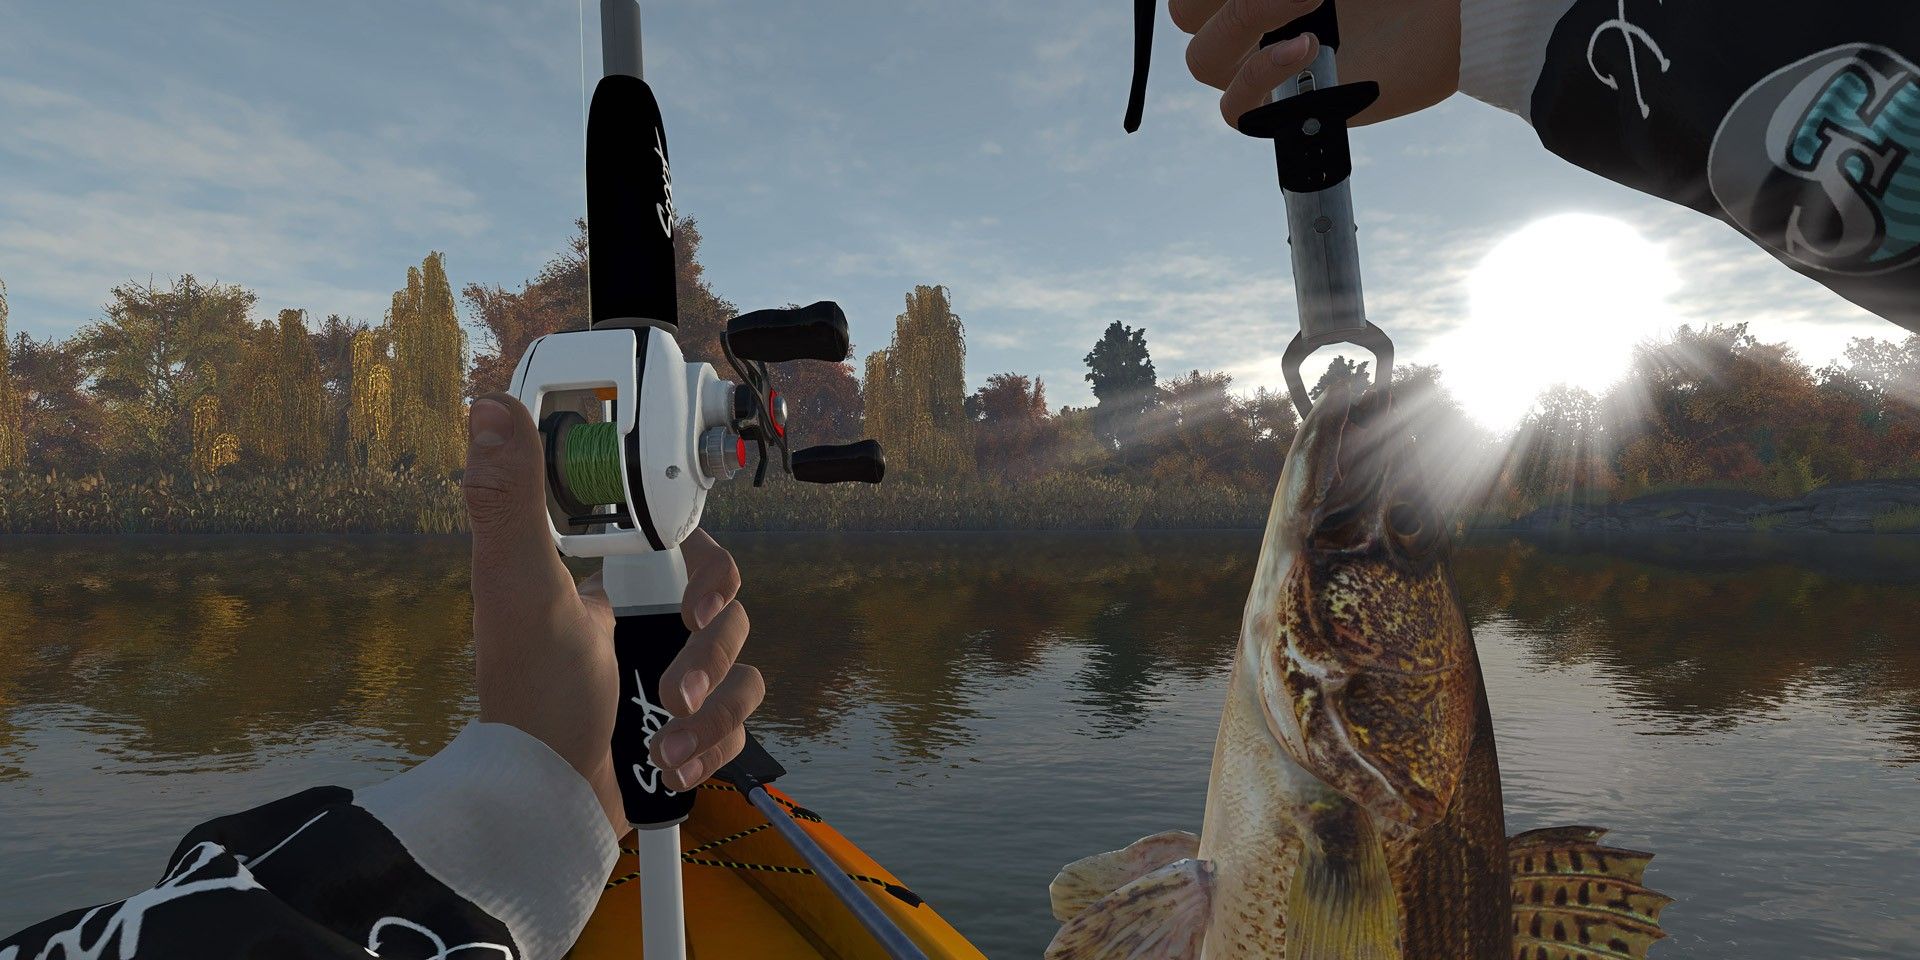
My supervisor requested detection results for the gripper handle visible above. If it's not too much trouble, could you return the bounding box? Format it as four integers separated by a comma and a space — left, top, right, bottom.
611, 609, 698, 827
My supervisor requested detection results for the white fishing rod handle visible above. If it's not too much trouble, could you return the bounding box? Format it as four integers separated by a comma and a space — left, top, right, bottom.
606, 553, 700, 829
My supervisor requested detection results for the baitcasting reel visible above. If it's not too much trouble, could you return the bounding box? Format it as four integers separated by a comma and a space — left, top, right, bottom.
511, 301, 885, 558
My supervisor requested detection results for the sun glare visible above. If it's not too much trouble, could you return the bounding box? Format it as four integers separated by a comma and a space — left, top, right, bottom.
1432, 213, 1683, 433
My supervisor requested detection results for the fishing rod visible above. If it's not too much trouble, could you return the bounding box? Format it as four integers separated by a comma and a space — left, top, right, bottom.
1125, 0, 1393, 417
506, 3, 917, 958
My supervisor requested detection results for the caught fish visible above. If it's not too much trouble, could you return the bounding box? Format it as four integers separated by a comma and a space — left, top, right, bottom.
1046, 382, 1671, 960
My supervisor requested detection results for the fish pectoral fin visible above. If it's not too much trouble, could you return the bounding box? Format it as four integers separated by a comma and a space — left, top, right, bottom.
1049, 830, 1202, 922
1043, 857, 1212, 960
1285, 818, 1402, 960
1509, 825, 1674, 960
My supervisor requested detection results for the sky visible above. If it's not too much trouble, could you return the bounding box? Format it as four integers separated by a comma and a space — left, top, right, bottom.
0, 0, 1901, 423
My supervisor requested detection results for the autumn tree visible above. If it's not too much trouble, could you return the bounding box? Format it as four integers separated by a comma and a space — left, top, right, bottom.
1509, 385, 1611, 510
310, 313, 368, 462
1240, 385, 1298, 479
386, 253, 467, 476
1083, 321, 1157, 453
73, 276, 254, 473
7, 331, 99, 473
862, 285, 972, 478
0, 279, 24, 471
220, 310, 330, 472
350, 329, 395, 470
1143, 370, 1259, 485
967, 372, 1053, 481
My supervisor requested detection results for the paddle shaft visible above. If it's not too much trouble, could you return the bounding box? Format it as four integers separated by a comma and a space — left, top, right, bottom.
740, 785, 931, 960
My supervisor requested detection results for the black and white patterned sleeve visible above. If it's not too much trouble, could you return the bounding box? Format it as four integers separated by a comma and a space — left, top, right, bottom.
1459, 0, 1920, 331
0, 722, 620, 960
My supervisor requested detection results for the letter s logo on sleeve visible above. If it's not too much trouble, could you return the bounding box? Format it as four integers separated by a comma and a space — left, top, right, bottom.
1710, 45, 1920, 276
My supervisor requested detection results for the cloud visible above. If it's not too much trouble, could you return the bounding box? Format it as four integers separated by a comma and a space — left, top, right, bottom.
0, 75, 487, 329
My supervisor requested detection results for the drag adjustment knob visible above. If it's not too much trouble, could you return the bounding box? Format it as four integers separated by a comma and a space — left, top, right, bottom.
791, 439, 885, 485
699, 427, 744, 480
725, 301, 851, 363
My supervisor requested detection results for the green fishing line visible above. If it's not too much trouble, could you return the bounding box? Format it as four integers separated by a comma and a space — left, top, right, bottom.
560, 421, 626, 507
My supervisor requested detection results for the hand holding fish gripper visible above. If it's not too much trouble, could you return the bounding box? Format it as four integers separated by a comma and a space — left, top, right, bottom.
507, 4, 920, 958
1125, 0, 1394, 418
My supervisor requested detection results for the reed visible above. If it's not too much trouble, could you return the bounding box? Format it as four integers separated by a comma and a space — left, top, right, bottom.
0, 469, 1270, 533
0, 468, 467, 534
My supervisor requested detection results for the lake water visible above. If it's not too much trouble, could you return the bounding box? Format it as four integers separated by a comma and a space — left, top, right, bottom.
2, 532, 1918, 958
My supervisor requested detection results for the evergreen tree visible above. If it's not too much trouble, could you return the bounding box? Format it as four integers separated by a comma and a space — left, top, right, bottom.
1082, 321, 1157, 452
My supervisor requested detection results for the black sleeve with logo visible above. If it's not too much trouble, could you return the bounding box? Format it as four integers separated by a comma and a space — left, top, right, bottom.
1530, 0, 1920, 330
0, 787, 522, 959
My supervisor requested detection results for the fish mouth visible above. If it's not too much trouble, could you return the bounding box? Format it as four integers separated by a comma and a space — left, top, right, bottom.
1286, 383, 1445, 566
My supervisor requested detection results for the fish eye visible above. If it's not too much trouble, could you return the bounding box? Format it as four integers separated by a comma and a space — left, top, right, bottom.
1388, 503, 1423, 538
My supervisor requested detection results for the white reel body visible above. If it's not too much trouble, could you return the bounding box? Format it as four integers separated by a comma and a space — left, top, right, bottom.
508, 324, 738, 558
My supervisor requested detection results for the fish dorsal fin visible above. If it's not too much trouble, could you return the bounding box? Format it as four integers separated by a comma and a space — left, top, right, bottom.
1049, 830, 1202, 922
1043, 857, 1213, 960
1509, 826, 1674, 960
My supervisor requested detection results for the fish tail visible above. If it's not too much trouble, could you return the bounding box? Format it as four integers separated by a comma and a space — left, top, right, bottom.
1286, 814, 1402, 960
1508, 826, 1673, 960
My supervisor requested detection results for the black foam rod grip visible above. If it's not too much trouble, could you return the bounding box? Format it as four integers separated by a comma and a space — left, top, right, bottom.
587, 74, 679, 330
792, 439, 886, 485
1261, 0, 1340, 51
726, 301, 851, 363
611, 611, 697, 827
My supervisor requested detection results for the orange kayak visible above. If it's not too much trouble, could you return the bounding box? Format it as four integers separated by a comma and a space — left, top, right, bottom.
567, 781, 985, 959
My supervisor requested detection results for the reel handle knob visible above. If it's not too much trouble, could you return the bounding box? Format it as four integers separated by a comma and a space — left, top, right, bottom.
725, 301, 851, 364
792, 440, 886, 485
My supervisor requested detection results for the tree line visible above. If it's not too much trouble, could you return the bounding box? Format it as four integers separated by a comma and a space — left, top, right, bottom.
1, 218, 1916, 532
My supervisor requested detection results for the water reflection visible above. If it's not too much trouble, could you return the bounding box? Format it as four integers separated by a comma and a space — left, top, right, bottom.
4, 533, 1920, 769
1457, 534, 1920, 764
3, 532, 1919, 956
0, 536, 477, 775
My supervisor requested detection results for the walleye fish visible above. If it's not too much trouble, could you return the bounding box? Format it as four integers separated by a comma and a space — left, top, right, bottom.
1046, 383, 1671, 960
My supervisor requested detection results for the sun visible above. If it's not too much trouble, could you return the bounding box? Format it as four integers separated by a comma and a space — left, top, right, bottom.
1429, 213, 1684, 432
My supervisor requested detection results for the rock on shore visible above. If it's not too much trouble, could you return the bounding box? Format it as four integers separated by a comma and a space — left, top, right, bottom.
1507, 479, 1920, 535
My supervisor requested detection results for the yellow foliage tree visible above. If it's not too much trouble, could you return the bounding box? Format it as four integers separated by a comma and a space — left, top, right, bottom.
234, 309, 330, 470
0, 278, 24, 471
191, 393, 239, 474
861, 285, 972, 479
350, 329, 395, 469
387, 253, 467, 475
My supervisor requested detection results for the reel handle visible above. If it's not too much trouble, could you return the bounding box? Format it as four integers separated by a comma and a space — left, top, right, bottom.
726, 301, 851, 364
792, 440, 886, 485
611, 607, 699, 827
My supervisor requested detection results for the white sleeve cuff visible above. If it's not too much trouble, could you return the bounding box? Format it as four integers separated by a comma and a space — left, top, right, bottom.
1458, 0, 1579, 120
354, 721, 620, 960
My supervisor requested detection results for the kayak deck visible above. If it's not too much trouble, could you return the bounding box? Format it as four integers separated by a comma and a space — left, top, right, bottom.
567, 782, 983, 960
